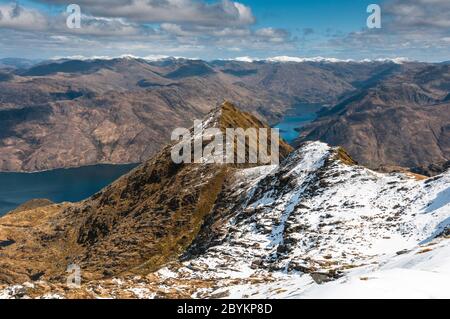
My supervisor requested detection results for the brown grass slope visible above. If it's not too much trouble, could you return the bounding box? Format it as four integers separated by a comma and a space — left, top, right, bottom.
0, 102, 292, 284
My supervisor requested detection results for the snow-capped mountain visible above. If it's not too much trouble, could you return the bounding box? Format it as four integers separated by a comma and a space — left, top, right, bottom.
231, 56, 410, 64
0, 103, 448, 299
45, 55, 412, 64
154, 141, 449, 298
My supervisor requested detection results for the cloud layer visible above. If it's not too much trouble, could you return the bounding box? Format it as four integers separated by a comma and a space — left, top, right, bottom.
0, 1, 297, 59
0, 0, 448, 61
326, 0, 450, 61
0, 3, 48, 30
35, 0, 255, 26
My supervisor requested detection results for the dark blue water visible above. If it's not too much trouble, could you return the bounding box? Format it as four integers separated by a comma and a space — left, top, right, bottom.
274, 103, 323, 143
0, 163, 138, 216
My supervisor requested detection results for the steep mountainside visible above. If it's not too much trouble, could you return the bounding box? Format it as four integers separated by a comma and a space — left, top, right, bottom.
296, 64, 450, 173
0, 57, 405, 172
0, 104, 448, 299
0, 102, 292, 284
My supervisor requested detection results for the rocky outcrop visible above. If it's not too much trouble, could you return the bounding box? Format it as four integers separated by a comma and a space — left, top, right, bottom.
8, 199, 54, 214
411, 160, 450, 177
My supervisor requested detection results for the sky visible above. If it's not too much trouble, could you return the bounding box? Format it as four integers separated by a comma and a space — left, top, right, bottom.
0, 0, 449, 61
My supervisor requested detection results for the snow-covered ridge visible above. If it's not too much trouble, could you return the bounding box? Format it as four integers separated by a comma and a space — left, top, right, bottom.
1, 141, 448, 299
266, 56, 355, 63
48, 54, 413, 64
232, 56, 411, 64
49, 54, 191, 62
163, 141, 450, 297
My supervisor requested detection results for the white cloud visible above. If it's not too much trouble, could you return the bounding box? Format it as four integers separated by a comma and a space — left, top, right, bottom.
232, 2, 254, 25
0, 1, 295, 59
385, 0, 450, 30
324, 0, 450, 62
68, 16, 142, 37
160, 23, 194, 37
0, 3, 48, 30
35, 0, 255, 27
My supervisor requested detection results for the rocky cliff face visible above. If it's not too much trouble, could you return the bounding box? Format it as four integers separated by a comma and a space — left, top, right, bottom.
0, 103, 448, 299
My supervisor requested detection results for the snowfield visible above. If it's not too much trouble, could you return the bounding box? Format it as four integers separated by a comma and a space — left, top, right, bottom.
206, 238, 450, 299
295, 238, 450, 299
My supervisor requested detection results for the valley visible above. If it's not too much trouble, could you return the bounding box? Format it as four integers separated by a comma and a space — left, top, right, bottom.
0, 58, 448, 299
274, 103, 323, 143
296, 63, 450, 173
1, 57, 448, 177
0, 57, 404, 172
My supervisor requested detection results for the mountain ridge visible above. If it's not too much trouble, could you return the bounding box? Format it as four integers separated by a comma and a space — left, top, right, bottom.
0, 102, 292, 284
0, 103, 448, 298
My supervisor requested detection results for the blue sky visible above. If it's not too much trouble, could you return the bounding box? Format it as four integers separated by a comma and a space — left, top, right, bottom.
0, 0, 449, 61
245, 0, 372, 31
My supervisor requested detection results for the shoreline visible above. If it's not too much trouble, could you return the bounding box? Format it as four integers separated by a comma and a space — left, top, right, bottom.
0, 162, 141, 174
0, 162, 142, 216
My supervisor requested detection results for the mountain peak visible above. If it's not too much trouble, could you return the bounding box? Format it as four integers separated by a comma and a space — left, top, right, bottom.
0, 102, 292, 284
1, 126, 449, 297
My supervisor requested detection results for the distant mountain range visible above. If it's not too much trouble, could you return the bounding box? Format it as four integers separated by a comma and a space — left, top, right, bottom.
0, 56, 411, 172
2, 56, 447, 174
0, 58, 41, 69
0, 103, 448, 298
